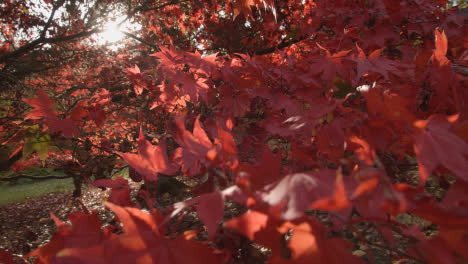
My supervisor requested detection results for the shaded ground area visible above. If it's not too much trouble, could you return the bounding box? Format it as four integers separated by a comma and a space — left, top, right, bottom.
0, 186, 114, 263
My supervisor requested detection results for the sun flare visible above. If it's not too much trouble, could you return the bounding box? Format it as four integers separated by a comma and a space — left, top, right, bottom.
95, 16, 141, 48
101, 20, 124, 44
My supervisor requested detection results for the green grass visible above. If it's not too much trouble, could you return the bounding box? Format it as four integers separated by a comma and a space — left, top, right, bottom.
0, 177, 75, 206
0, 166, 129, 206
113, 166, 129, 179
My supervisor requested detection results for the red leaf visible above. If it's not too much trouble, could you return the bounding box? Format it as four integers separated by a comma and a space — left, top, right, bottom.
172, 189, 231, 241
413, 114, 468, 185
119, 127, 179, 181
353, 44, 400, 80
214, 123, 239, 169
27, 209, 111, 262
175, 71, 210, 102
87, 105, 107, 127
55, 233, 221, 264
49, 118, 80, 138
224, 210, 269, 241
351, 176, 379, 199
217, 124, 237, 157
0, 249, 15, 264
364, 88, 416, 122
434, 29, 448, 60
102, 204, 223, 264
105, 202, 160, 236
224, 210, 284, 254
92, 176, 134, 207
279, 220, 365, 264
411, 200, 468, 228
126, 64, 140, 74
404, 226, 458, 264
151, 45, 181, 66
192, 117, 212, 147
438, 180, 468, 217
70, 100, 88, 121
310, 171, 351, 212
236, 146, 281, 191
232, 0, 275, 19
35, 203, 222, 264
22, 89, 57, 120
194, 191, 225, 240
307, 45, 352, 84
174, 116, 213, 176
348, 136, 376, 166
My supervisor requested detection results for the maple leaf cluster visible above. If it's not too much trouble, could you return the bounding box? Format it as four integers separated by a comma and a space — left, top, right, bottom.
1, 0, 467, 263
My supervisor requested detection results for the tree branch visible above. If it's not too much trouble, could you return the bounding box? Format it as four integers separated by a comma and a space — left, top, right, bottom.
0, 28, 102, 63
43, 28, 103, 44
121, 31, 160, 51
1, 174, 72, 181
40, 0, 64, 39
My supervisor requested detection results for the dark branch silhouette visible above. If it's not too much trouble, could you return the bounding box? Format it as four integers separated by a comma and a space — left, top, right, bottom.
0, 174, 71, 181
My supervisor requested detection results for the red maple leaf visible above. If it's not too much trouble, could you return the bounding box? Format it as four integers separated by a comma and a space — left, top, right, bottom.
172, 186, 251, 242
126, 64, 140, 75
174, 71, 210, 102
307, 45, 352, 84
275, 219, 365, 264
119, 127, 179, 182
348, 136, 376, 166
224, 210, 270, 241
352, 44, 399, 81
236, 145, 281, 191
173, 116, 214, 176
22, 89, 57, 120
49, 118, 80, 138
87, 105, 107, 127
364, 88, 416, 123
433, 29, 448, 63
70, 100, 89, 122
27, 206, 114, 263
30, 203, 222, 264
23, 89, 79, 138
403, 226, 459, 264
224, 210, 284, 256
151, 45, 182, 66
168, 190, 225, 242
194, 191, 225, 240
103, 202, 222, 264
91, 176, 134, 207
232, 0, 275, 19
411, 184, 468, 261
413, 114, 468, 185
226, 211, 363, 263
426, 29, 455, 110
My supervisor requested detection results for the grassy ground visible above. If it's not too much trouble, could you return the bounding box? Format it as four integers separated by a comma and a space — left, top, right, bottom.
0, 177, 75, 206
0, 166, 129, 206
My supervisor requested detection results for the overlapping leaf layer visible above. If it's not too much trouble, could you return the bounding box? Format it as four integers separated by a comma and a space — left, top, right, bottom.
1, 0, 467, 263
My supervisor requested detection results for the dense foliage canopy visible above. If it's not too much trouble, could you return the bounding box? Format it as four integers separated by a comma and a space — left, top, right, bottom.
0, 0, 467, 263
